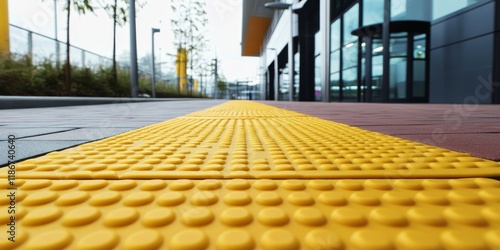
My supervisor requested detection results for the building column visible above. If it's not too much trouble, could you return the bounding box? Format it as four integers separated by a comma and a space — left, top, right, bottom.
382, 0, 391, 102
297, 0, 317, 101
493, 0, 500, 103
320, 0, 331, 102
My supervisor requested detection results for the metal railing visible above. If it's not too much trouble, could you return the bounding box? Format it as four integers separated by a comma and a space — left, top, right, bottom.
8, 24, 177, 82
9, 24, 114, 69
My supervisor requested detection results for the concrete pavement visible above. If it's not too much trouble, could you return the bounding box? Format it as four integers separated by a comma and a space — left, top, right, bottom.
0, 100, 225, 165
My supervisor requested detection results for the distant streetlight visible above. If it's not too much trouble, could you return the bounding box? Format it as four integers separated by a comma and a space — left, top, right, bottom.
54, 0, 60, 68
265, 1, 294, 101
151, 28, 160, 98
213, 58, 218, 99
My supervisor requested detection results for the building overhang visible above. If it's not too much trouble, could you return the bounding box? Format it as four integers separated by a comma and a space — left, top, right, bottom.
241, 0, 275, 57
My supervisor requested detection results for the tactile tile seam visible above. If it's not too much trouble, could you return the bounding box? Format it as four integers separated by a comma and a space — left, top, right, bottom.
183, 101, 311, 118
1, 101, 500, 179
1, 179, 499, 250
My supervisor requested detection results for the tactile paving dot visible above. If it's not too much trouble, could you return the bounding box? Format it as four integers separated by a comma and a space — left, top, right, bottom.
331, 208, 368, 227
170, 180, 194, 190
260, 229, 299, 250
258, 207, 290, 226
123, 192, 155, 206
287, 192, 315, 206
441, 230, 488, 250
256, 192, 283, 206
351, 229, 394, 250
395, 230, 441, 250
122, 230, 163, 250
24, 229, 73, 250
22, 191, 58, 206
156, 192, 186, 206
224, 191, 252, 206
485, 230, 500, 249
182, 208, 215, 226
21, 207, 63, 226
141, 208, 175, 227
75, 230, 119, 250
168, 229, 209, 250
220, 207, 253, 227
216, 230, 255, 250
190, 191, 218, 206
62, 206, 101, 227
89, 191, 122, 206
103, 207, 139, 227
293, 207, 327, 226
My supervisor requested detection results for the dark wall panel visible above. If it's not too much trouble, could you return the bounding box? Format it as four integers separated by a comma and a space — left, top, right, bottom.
430, 34, 493, 103
429, 1, 495, 103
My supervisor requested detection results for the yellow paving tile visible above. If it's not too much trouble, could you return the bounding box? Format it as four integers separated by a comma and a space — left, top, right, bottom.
1, 178, 500, 250
1, 101, 499, 179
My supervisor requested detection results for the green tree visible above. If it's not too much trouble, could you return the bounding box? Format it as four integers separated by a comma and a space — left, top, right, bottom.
99, 0, 129, 88
48, 0, 95, 95
217, 75, 227, 98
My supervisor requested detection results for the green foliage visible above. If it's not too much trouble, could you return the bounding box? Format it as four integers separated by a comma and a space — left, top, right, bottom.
0, 54, 198, 98
68, 0, 95, 14
217, 78, 227, 92
100, 0, 130, 26
0, 55, 36, 95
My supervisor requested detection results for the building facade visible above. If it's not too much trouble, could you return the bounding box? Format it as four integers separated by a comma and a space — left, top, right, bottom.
241, 0, 500, 103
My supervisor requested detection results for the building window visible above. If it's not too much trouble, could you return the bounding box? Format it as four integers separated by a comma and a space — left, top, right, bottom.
330, 19, 341, 101
293, 52, 300, 101
315, 30, 322, 101
343, 4, 359, 46
392, 0, 431, 21
363, 0, 384, 26
342, 3, 359, 101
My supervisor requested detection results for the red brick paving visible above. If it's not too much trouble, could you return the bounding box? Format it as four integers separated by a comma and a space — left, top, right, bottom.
262, 101, 500, 161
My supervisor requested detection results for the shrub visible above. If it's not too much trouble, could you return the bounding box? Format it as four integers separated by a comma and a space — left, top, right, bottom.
0, 54, 204, 98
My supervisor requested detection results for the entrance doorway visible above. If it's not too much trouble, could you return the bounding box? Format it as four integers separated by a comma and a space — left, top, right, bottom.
353, 21, 430, 103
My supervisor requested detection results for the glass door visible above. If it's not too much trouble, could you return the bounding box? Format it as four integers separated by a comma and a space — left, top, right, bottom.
389, 32, 408, 102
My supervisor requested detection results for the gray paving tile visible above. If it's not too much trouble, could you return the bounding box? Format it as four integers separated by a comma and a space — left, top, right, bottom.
0, 140, 87, 166
23, 128, 136, 141
0, 128, 76, 140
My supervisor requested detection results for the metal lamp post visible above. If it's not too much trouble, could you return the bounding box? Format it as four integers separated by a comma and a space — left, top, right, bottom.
129, 0, 139, 97
264, 1, 294, 101
151, 28, 160, 98
213, 58, 218, 99
54, 0, 60, 68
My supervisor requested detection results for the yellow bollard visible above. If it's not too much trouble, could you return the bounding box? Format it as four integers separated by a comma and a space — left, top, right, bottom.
0, 0, 9, 56
176, 48, 187, 93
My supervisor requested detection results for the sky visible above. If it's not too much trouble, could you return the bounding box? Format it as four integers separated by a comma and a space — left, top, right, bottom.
7, 0, 260, 82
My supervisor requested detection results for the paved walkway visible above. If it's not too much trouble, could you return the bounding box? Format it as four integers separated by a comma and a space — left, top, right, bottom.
0, 100, 225, 165
264, 101, 500, 161
0, 100, 499, 249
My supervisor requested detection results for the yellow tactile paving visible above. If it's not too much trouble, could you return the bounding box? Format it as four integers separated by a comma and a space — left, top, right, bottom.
2, 101, 500, 250
1, 178, 500, 250
2, 101, 499, 179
